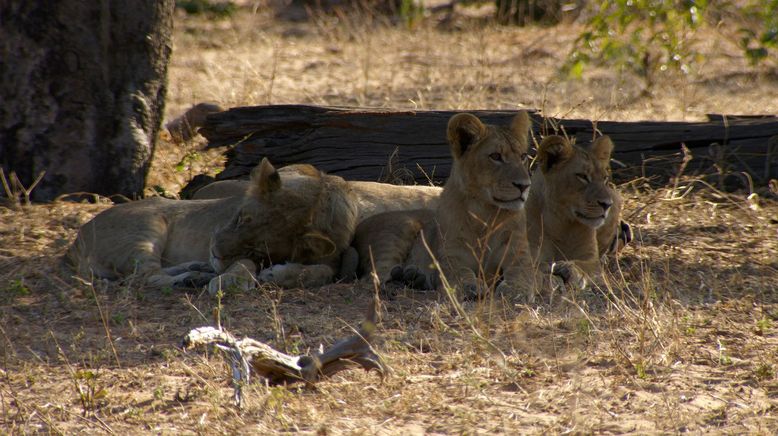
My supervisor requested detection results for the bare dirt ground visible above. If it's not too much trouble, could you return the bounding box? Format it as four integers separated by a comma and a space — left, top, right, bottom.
2, 6, 778, 434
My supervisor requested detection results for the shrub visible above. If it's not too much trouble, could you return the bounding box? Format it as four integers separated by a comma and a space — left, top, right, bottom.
564, 1, 708, 89
564, 1, 777, 88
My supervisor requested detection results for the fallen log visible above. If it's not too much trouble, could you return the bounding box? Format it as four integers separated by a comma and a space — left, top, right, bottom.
182, 298, 385, 406
197, 105, 778, 190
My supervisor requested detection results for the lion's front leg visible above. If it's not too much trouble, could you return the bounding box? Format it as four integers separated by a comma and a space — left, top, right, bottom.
493, 240, 537, 302
135, 246, 216, 289
355, 216, 428, 287
495, 259, 537, 302
162, 261, 214, 275
207, 259, 257, 296
259, 263, 334, 288
546, 255, 603, 292
338, 247, 360, 282
147, 271, 215, 289
396, 225, 440, 291
365, 247, 412, 287
149, 261, 220, 290
549, 261, 588, 291
439, 251, 483, 300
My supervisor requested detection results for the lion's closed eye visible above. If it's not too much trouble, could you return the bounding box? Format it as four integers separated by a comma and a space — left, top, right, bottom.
489, 152, 504, 163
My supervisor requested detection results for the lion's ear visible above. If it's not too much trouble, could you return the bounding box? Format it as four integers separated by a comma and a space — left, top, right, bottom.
251, 158, 281, 195
301, 231, 337, 258
537, 135, 573, 172
590, 135, 614, 164
510, 111, 531, 143
447, 113, 486, 159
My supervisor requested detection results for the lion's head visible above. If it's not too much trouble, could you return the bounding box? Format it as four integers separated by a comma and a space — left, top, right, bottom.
535, 135, 615, 228
446, 112, 532, 210
209, 158, 359, 273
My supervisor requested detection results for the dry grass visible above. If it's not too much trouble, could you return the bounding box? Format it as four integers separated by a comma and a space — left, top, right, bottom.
2, 6, 778, 434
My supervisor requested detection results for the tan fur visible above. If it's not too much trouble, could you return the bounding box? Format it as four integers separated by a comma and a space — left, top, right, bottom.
193, 178, 442, 222
355, 112, 535, 299
353, 209, 436, 287
189, 165, 443, 288
525, 135, 626, 289
193, 180, 249, 199
66, 159, 359, 289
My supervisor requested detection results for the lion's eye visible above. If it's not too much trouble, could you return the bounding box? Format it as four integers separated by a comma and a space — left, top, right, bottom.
489, 152, 504, 163
576, 173, 590, 184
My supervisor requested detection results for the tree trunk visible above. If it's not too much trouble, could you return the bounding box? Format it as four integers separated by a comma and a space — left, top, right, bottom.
196, 105, 778, 191
494, 0, 567, 26
0, 0, 174, 202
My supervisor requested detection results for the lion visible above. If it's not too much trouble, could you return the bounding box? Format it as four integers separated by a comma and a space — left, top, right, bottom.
190, 169, 443, 289
192, 178, 442, 223
66, 158, 359, 291
525, 134, 632, 290
353, 111, 535, 300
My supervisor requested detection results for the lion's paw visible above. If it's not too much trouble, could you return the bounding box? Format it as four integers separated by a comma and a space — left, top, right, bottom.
208, 259, 257, 296
386, 264, 438, 291
494, 280, 512, 297
401, 265, 437, 291
185, 261, 215, 273
173, 271, 217, 289
551, 261, 588, 291
260, 263, 334, 288
461, 280, 485, 301
379, 283, 400, 300
496, 280, 536, 304
550, 274, 565, 292
162, 261, 215, 277
389, 264, 405, 283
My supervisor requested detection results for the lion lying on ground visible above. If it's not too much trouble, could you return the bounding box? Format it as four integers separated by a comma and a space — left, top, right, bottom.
191, 171, 443, 289
525, 135, 632, 290
353, 111, 535, 300
67, 159, 360, 290
192, 178, 441, 223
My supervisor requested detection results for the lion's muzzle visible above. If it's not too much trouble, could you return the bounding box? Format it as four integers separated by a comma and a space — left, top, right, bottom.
492, 179, 530, 210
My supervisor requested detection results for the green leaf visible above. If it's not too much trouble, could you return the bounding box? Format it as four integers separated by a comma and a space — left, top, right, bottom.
746, 47, 768, 64
568, 59, 585, 79
761, 29, 778, 45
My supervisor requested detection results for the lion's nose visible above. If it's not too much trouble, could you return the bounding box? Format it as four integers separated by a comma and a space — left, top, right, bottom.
598, 199, 613, 212
513, 181, 530, 194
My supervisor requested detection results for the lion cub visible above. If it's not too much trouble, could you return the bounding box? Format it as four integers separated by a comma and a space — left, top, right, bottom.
67, 158, 359, 290
525, 135, 631, 290
354, 111, 534, 299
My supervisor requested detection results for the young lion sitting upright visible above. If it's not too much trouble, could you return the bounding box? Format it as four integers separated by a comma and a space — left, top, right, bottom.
354, 111, 535, 299
525, 135, 632, 290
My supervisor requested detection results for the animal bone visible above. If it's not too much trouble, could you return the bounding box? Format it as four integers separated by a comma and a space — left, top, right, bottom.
182, 299, 386, 406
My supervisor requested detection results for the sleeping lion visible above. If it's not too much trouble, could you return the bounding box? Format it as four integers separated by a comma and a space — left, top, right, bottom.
66, 159, 359, 290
